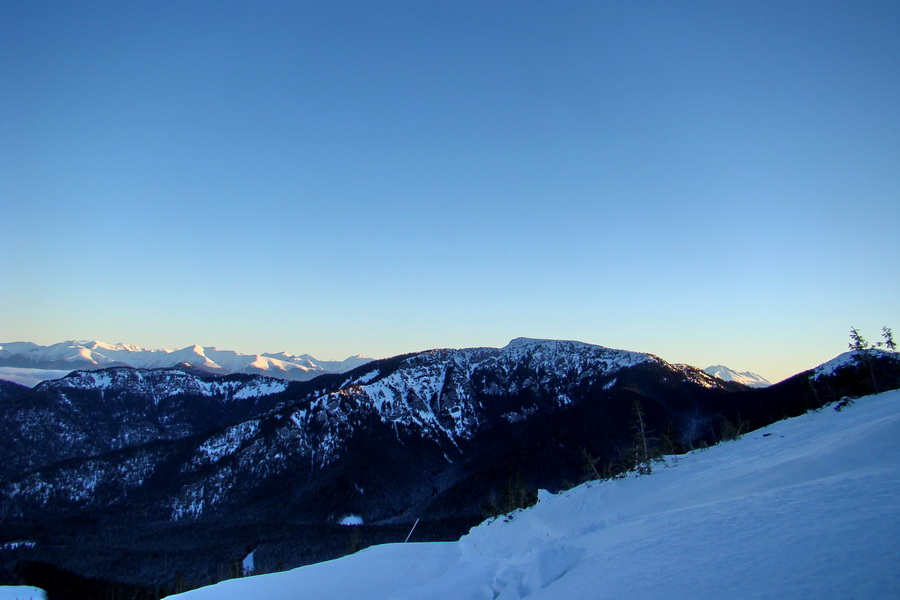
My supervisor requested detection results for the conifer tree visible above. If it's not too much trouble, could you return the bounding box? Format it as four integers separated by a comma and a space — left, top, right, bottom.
849, 327, 868, 352
883, 326, 896, 352
625, 399, 655, 475
849, 327, 879, 393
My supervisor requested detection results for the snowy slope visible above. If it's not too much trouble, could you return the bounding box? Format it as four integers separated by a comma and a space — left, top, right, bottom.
809, 349, 897, 380
0, 341, 372, 382
166, 389, 900, 600
0, 587, 44, 600
704, 364, 771, 387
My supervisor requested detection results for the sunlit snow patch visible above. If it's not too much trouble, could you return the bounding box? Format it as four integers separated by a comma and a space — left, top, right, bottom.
242, 551, 255, 576
812, 351, 859, 379
0, 541, 35, 551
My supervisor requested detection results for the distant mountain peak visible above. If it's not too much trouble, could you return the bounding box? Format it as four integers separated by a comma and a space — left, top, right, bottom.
704, 365, 771, 388
0, 340, 374, 383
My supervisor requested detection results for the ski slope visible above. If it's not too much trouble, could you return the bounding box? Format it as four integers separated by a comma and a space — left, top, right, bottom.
165, 389, 900, 599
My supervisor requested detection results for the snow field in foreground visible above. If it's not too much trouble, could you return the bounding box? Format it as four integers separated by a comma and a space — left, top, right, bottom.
0, 587, 46, 600
166, 389, 900, 599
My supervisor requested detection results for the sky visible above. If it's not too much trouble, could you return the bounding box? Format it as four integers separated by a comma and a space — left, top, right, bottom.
2, 1, 898, 383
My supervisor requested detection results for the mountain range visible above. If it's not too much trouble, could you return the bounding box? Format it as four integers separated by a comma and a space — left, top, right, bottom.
0, 338, 897, 598
0, 341, 372, 382
0, 340, 771, 389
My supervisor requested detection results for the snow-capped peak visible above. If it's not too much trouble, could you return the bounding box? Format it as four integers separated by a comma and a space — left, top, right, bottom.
0, 340, 373, 383
704, 365, 771, 388
82, 340, 144, 352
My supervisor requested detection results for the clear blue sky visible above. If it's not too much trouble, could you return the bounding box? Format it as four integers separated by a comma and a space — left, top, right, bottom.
2, 1, 898, 382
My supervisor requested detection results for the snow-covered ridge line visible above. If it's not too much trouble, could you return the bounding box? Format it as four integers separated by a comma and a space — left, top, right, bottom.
811, 348, 899, 380
0, 340, 372, 382
502, 337, 653, 365
37, 367, 290, 401
294, 338, 668, 446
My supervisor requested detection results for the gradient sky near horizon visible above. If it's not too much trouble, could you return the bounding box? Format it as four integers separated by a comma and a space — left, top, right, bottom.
2, 1, 899, 382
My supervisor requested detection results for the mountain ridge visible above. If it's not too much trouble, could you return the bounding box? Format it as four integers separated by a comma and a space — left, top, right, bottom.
0, 340, 372, 382
1, 339, 775, 390
2, 339, 897, 595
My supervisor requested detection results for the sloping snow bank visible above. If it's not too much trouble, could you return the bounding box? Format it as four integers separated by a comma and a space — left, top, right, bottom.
166, 390, 900, 600
0, 587, 46, 600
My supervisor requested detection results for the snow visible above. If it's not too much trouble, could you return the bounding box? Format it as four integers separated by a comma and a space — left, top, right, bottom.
242, 551, 255, 575
39, 369, 289, 407
320, 338, 667, 448
232, 380, 288, 399
164, 389, 900, 600
704, 364, 771, 387
812, 349, 895, 380
0, 541, 35, 551
197, 421, 261, 464
0, 341, 373, 381
812, 351, 859, 379
502, 337, 652, 371
0, 588, 45, 600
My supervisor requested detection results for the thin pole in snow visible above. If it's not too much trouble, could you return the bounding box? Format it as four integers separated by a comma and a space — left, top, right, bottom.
404, 518, 420, 543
